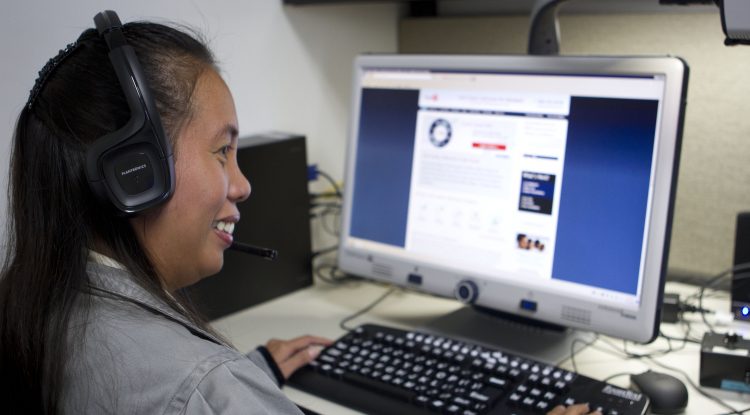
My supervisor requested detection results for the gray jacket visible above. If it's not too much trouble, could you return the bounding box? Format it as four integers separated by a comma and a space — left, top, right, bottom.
61, 261, 303, 414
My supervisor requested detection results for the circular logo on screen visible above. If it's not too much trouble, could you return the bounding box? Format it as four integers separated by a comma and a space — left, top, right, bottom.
429, 119, 452, 147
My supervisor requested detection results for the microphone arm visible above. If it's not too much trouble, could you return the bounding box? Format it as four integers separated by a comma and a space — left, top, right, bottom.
229, 241, 279, 261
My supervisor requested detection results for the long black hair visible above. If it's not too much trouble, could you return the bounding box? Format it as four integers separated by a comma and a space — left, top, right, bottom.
0, 21, 219, 413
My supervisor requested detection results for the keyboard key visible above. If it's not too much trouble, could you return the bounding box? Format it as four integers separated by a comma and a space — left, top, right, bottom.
342, 371, 415, 402
470, 386, 502, 404
453, 396, 472, 407
488, 376, 507, 388
319, 355, 336, 364
415, 395, 429, 406
536, 400, 551, 411
429, 399, 445, 411
522, 396, 536, 408
439, 392, 453, 401
553, 380, 568, 392
507, 392, 522, 405
445, 404, 462, 414
469, 390, 491, 403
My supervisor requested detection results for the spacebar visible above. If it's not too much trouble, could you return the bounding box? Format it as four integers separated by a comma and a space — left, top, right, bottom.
342, 372, 416, 402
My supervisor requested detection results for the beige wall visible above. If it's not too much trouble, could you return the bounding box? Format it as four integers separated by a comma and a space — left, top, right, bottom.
401, 13, 750, 279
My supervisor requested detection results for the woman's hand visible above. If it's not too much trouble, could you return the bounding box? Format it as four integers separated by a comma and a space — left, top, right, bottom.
548, 403, 602, 415
265, 335, 333, 379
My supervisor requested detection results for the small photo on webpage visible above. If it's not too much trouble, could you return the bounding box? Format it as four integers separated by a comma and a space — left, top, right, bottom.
516, 233, 547, 252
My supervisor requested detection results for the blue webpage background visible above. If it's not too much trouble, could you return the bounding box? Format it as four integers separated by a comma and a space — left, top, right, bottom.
350, 88, 658, 295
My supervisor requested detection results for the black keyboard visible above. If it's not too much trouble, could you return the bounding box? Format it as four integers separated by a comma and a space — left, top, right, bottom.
289, 324, 649, 415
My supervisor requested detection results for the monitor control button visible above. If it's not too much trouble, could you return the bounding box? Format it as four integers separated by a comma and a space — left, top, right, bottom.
455, 280, 479, 304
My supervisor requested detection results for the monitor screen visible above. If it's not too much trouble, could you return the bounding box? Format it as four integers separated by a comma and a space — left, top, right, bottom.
339, 54, 687, 344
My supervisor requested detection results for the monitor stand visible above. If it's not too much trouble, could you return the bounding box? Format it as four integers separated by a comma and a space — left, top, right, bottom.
420, 305, 596, 366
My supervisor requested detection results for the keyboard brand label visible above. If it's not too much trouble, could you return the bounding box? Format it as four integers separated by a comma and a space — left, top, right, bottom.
601, 385, 642, 402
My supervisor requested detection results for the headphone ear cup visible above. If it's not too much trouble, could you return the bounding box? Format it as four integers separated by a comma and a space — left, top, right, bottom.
91, 141, 174, 216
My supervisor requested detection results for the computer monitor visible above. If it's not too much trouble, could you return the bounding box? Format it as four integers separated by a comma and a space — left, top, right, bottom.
338, 54, 688, 361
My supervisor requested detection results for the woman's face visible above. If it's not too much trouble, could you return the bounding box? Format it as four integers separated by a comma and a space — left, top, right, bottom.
131, 69, 251, 291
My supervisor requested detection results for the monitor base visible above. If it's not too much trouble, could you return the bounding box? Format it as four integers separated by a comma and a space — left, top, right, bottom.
420, 306, 596, 366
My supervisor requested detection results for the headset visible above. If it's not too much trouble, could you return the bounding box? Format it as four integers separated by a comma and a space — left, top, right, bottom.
85, 10, 174, 216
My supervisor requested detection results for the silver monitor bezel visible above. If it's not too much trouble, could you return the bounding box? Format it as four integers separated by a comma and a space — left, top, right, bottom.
338, 54, 687, 343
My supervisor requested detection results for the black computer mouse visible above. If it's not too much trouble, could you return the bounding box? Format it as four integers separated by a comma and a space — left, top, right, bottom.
630, 370, 688, 415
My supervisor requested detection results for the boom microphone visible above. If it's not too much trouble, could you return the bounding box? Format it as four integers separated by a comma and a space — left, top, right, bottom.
229, 241, 279, 261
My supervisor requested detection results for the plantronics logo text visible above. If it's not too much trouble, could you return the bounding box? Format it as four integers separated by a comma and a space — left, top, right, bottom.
121, 164, 147, 176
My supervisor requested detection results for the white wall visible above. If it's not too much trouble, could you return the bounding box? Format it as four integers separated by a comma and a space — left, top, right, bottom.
0, 0, 400, 247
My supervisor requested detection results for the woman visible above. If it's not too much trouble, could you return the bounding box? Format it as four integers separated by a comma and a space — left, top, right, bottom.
0, 11, 598, 415
0, 12, 327, 414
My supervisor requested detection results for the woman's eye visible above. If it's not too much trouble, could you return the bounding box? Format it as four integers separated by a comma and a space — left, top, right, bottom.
216, 145, 232, 160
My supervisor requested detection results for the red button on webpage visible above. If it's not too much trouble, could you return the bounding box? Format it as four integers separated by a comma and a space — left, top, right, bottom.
472, 142, 506, 150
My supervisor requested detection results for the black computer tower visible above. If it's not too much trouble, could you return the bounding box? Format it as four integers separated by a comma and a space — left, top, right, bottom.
185, 132, 313, 320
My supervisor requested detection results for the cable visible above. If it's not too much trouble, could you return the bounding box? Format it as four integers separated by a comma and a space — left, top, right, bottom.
311, 204, 341, 238
601, 372, 632, 384
676, 316, 704, 344
339, 286, 398, 331
319, 208, 341, 238
716, 407, 750, 415
310, 191, 341, 200
698, 264, 750, 333
659, 332, 701, 344
567, 335, 599, 372
315, 169, 342, 198
314, 262, 356, 285
311, 245, 338, 259
596, 336, 683, 361
310, 202, 342, 209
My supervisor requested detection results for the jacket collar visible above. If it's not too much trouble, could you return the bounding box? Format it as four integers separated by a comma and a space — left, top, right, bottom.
85, 261, 227, 347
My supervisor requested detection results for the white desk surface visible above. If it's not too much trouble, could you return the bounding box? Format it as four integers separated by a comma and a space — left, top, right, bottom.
212, 278, 750, 415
